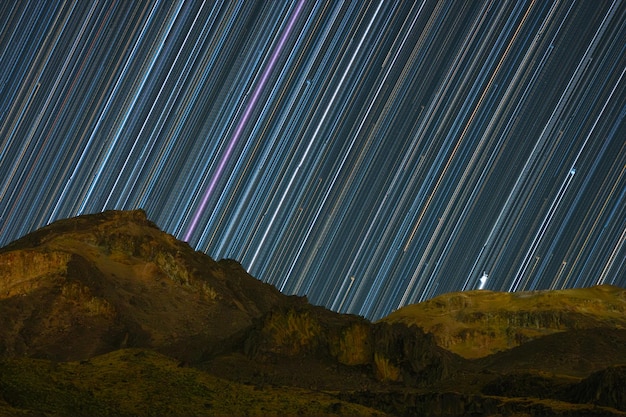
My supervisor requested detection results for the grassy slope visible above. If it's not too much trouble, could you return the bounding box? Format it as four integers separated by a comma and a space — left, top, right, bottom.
382, 285, 626, 358
0, 349, 387, 417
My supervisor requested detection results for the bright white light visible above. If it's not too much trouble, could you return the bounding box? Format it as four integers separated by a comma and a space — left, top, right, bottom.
479, 272, 488, 290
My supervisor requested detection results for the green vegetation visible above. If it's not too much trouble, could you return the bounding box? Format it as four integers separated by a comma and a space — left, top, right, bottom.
0, 349, 386, 416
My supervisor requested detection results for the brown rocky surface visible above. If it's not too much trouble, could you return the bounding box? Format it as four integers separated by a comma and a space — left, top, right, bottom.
0, 210, 298, 362
1, 209, 625, 416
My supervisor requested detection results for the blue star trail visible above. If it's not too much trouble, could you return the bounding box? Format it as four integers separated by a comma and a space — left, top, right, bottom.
1, 1, 625, 320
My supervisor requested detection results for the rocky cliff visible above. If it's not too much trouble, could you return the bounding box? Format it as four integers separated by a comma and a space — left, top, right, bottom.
239, 305, 459, 386
0, 210, 296, 361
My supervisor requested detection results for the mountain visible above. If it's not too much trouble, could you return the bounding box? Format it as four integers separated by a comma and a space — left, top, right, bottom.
0, 209, 298, 362
382, 285, 626, 358
1, 210, 625, 416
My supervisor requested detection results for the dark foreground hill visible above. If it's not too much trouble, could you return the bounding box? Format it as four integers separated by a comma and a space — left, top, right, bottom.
0, 210, 625, 416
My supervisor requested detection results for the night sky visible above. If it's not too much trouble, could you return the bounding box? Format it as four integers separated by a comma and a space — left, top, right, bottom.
1, 1, 625, 319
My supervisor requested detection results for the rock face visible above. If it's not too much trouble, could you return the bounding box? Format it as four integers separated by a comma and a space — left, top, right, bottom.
241, 305, 458, 386
569, 365, 626, 412
0, 210, 295, 361
0, 209, 453, 383
382, 286, 626, 358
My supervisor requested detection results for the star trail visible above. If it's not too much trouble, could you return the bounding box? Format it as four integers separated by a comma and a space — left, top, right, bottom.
1, 1, 625, 320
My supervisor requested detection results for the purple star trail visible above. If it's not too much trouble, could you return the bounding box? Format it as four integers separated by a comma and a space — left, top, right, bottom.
183, 0, 305, 242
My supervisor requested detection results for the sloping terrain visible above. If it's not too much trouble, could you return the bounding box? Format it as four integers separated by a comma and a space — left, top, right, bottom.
1, 210, 625, 416
0, 210, 455, 415
477, 327, 626, 377
0, 210, 299, 362
382, 285, 626, 358
0, 348, 387, 417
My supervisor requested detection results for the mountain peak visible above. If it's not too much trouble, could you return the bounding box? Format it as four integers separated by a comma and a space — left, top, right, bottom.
2, 209, 154, 251
0, 209, 294, 361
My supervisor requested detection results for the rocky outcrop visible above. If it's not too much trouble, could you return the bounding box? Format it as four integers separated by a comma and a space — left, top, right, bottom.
569, 366, 626, 411
0, 250, 72, 297
0, 210, 297, 362
242, 305, 457, 386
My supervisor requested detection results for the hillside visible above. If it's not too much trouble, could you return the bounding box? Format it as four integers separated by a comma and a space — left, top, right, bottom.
1, 210, 625, 416
382, 285, 626, 358
0, 210, 300, 362
0, 348, 386, 417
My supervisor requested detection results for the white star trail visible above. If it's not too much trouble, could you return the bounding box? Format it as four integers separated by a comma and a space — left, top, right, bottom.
1, 0, 625, 319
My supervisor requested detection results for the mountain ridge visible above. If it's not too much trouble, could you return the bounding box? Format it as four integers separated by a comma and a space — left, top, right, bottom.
0, 209, 302, 362
382, 284, 626, 358
1, 209, 625, 416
